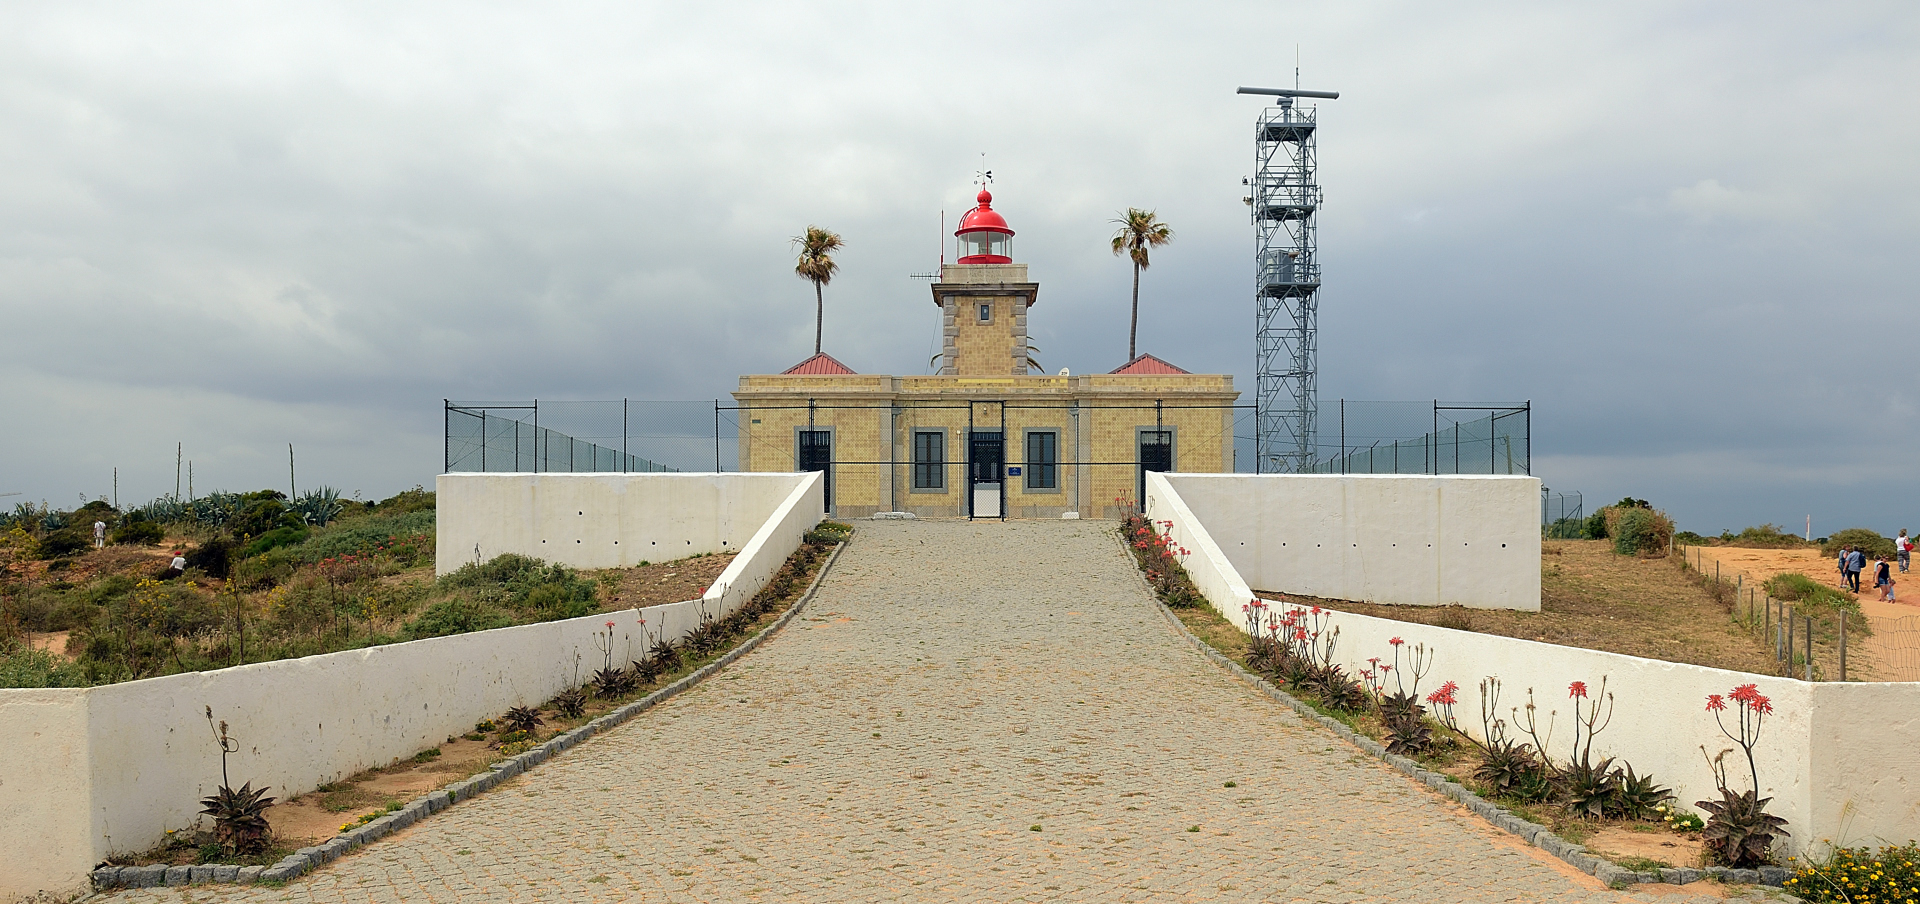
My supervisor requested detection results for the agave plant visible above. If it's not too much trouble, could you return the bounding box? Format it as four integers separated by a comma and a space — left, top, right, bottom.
291, 487, 345, 527
553, 688, 587, 719
502, 705, 544, 735
1697, 786, 1788, 868
199, 781, 275, 854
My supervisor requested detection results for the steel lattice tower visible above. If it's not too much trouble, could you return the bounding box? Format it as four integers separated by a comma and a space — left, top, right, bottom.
1239, 85, 1337, 472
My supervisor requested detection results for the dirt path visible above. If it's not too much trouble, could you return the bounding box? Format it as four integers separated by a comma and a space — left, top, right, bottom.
1689, 546, 1920, 681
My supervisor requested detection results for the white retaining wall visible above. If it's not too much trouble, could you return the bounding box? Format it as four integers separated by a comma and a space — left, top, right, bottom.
435, 472, 820, 574
1153, 471, 1920, 855
1147, 472, 1541, 610
2, 471, 823, 902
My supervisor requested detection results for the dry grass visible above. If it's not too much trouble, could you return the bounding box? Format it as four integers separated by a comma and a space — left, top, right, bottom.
590, 552, 738, 610
1259, 540, 1781, 674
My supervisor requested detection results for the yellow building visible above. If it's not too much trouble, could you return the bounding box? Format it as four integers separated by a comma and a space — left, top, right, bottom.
734, 189, 1239, 519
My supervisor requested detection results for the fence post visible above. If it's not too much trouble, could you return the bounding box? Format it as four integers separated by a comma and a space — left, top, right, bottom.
1774, 610, 1789, 675
1840, 614, 1847, 681
1805, 616, 1814, 681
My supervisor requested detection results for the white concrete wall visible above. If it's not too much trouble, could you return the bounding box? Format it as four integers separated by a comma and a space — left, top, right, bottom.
1806, 681, 1920, 849
435, 472, 820, 575
1149, 471, 1920, 854
2, 471, 824, 902
1150, 473, 1541, 610
1294, 605, 1819, 853
1, 689, 93, 902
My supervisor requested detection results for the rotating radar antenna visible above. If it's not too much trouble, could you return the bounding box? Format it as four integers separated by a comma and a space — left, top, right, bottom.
1237, 83, 1338, 473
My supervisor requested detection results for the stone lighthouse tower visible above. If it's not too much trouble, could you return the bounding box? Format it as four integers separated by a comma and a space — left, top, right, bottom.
933, 190, 1039, 376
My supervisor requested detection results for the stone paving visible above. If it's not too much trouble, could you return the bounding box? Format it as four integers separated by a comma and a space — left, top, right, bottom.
110, 521, 1780, 903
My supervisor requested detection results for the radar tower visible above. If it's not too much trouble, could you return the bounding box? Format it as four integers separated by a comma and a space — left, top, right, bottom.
1237, 84, 1337, 473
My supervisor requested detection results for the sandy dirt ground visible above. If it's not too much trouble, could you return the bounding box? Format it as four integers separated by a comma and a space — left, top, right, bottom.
1690, 546, 1920, 681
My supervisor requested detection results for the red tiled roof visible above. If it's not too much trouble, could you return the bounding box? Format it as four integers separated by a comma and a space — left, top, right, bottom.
781, 352, 857, 375
1108, 353, 1190, 375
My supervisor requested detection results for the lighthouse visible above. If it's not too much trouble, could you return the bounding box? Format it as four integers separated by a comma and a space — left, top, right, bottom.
934, 189, 1037, 375
733, 180, 1237, 519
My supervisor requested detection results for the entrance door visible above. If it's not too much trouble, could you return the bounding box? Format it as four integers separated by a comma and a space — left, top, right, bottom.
968, 431, 1005, 519
798, 430, 833, 513
1138, 430, 1173, 504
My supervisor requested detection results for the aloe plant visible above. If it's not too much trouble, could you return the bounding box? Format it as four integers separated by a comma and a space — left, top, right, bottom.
502, 705, 544, 734
199, 782, 276, 854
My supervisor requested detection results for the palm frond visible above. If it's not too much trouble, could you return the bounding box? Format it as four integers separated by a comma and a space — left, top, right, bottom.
792, 226, 844, 286
1109, 208, 1174, 268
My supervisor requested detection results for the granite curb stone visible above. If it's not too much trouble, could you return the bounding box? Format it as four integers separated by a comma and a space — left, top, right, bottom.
1135, 545, 1794, 894
91, 534, 850, 893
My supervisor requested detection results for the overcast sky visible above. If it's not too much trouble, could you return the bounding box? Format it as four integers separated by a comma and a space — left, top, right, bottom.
3, 2, 1916, 535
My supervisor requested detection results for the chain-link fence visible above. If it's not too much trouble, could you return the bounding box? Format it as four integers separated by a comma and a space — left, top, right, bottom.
445, 402, 700, 473
444, 398, 1532, 519
1302, 401, 1530, 475
1543, 490, 1585, 538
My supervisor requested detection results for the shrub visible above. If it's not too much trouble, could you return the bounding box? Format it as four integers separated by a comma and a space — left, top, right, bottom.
373, 487, 435, 515
111, 520, 165, 546
1719, 524, 1808, 548
1611, 507, 1673, 556
0, 647, 91, 688
293, 510, 435, 564
242, 524, 309, 558
1821, 528, 1895, 560
37, 527, 91, 559
438, 554, 594, 615
1584, 510, 1609, 539
186, 536, 238, 578
1763, 573, 1866, 632
402, 598, 512, 639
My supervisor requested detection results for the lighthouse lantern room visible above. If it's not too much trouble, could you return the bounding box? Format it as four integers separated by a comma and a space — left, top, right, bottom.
955, 190, 1014, 264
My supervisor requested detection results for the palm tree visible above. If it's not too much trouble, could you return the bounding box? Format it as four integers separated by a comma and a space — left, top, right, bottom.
792, 226, 844, 356
1110, 209, 1173, 362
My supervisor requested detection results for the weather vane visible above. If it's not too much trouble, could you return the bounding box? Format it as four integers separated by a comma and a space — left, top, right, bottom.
976, 152, 992, 189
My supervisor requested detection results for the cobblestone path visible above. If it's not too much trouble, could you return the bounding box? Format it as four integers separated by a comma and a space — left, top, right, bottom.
119, 521, 1758, 903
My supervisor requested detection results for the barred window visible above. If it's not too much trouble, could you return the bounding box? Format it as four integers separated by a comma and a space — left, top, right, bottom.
913, 431, 945, 490
1025, 431, 1057, 490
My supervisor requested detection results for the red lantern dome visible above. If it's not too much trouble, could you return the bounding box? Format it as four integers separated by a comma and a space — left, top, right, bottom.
955, 189, 1014, 264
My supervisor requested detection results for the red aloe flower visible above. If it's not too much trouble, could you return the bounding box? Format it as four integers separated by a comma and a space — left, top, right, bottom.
1426, 681, 1459, 706
1705, 694, 1726, 712
1388, 636, 1404, 647
1569, 681, 1588, 699
604, 620, 615, 629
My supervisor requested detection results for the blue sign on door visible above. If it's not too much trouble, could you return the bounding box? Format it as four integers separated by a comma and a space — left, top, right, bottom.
1007, 466, 1022, 476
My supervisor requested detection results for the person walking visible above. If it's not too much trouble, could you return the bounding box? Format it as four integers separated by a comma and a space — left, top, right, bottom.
1839, 545, 1853, 588
1876, 556, 1893, 600
1848, 545, 1867, 593
93, 520, 106, 549
1899, 529, 1912, 574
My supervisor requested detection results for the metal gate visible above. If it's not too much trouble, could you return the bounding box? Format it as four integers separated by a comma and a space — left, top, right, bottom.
798, 430, 833, 513
1138, 430, 1172, 504
968, 431, 1005, 520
